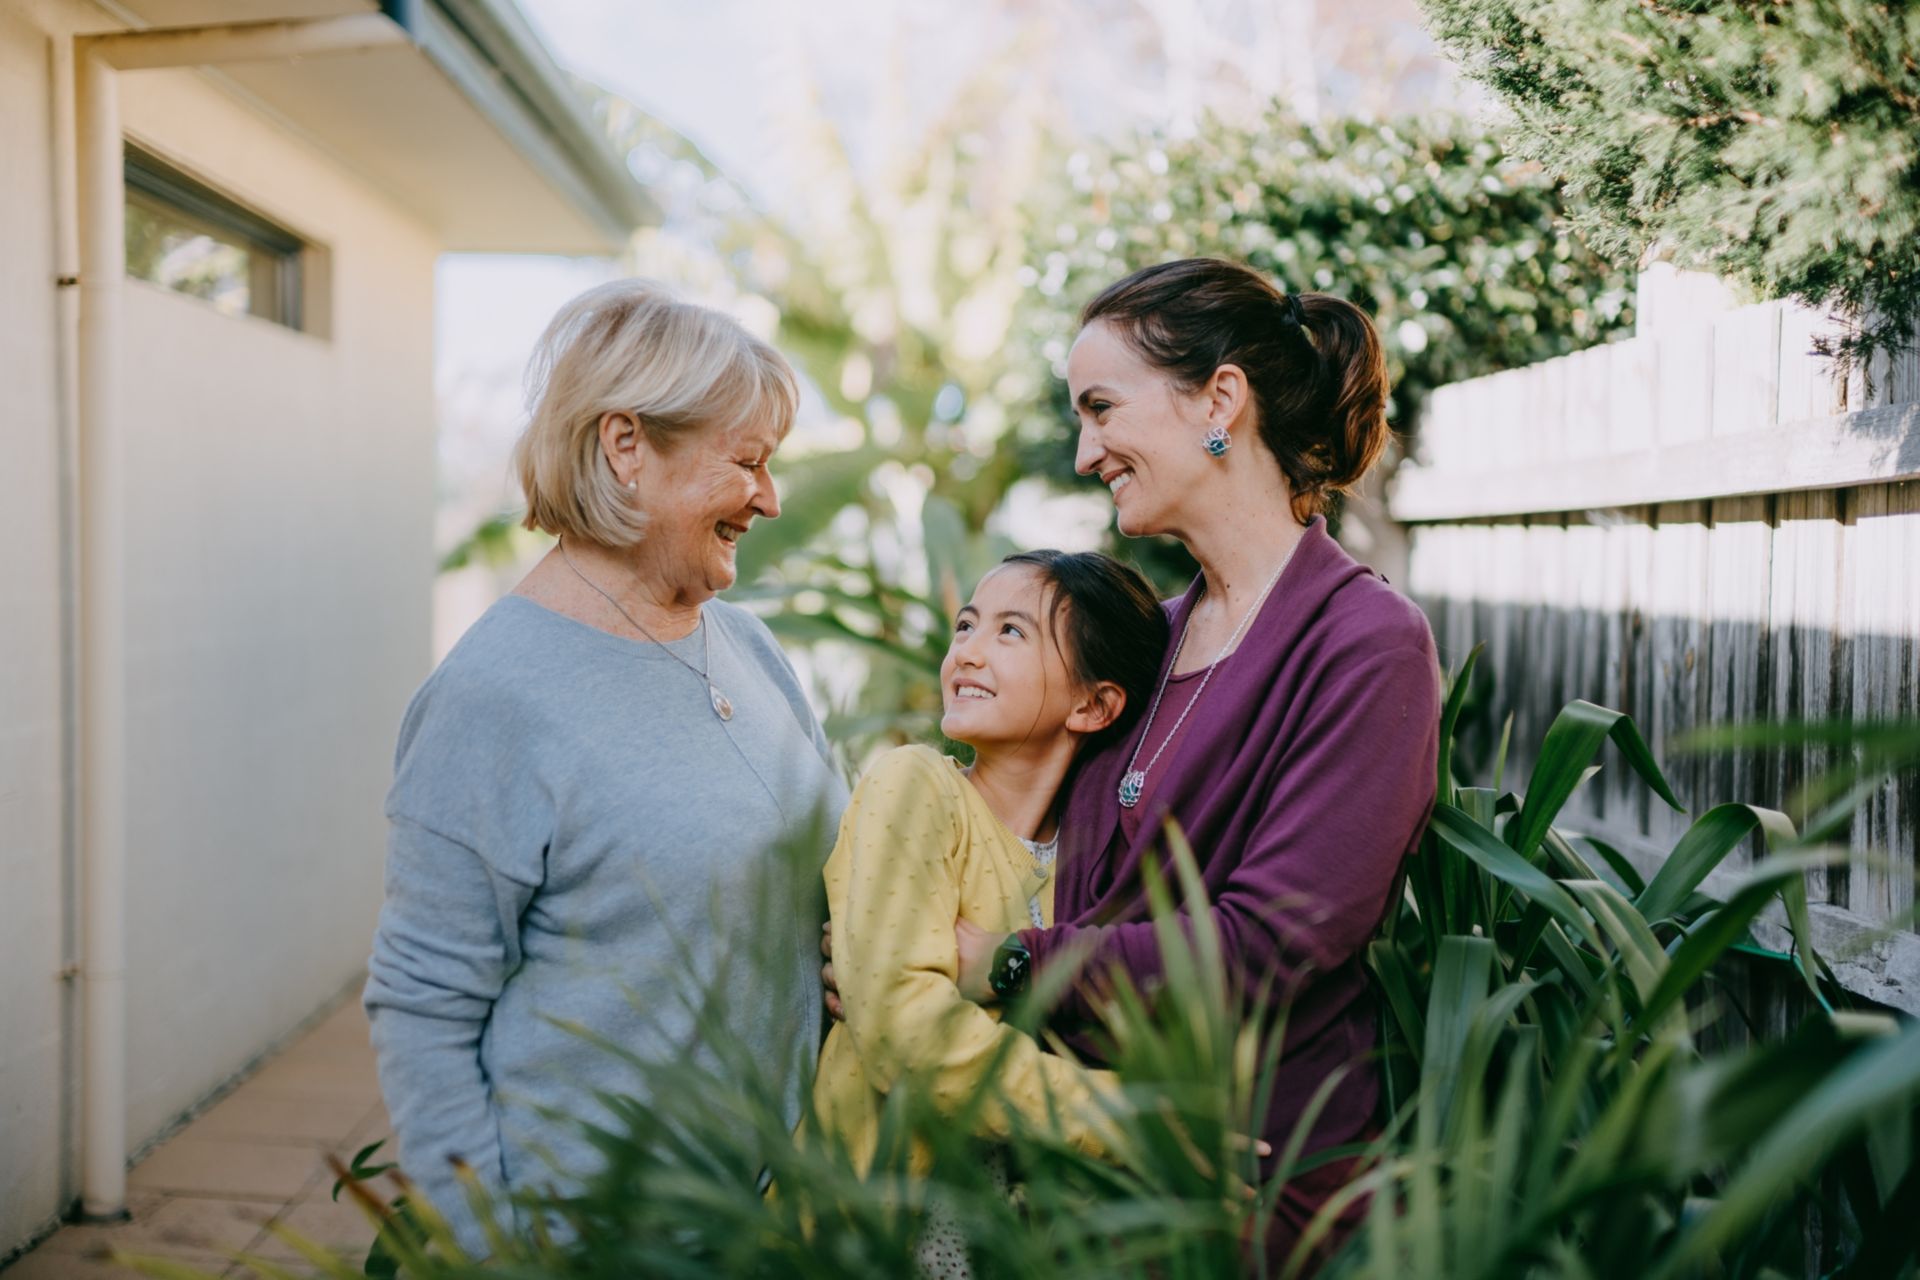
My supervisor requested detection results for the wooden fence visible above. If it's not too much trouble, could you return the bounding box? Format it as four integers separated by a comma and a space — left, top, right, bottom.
1390, 296, 1920, 1014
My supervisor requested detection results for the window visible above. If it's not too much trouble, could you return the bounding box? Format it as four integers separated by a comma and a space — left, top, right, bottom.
124, 145, 308, 331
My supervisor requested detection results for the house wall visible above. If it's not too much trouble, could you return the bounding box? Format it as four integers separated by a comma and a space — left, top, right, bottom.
1, 0, 439, 1251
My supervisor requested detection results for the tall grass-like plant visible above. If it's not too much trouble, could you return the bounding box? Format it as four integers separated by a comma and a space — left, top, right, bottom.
122, 827, 1295, 1280
124, 670, 1920, 1279
1337, 647, 1920, 1278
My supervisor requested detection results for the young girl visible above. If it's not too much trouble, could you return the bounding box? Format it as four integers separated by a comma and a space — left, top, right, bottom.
809, 550, 1169, 1269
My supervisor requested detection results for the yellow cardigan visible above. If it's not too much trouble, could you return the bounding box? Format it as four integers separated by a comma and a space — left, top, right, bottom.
811, 745, 1121, 1173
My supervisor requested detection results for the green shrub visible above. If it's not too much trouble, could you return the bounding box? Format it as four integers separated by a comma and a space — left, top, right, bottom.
1417, 0, 1920, 368
1008, 108, 1636, 475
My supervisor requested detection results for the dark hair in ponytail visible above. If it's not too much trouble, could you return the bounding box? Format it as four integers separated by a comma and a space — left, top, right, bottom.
1080, 257, 1391, 521
998, 550, 1169, 755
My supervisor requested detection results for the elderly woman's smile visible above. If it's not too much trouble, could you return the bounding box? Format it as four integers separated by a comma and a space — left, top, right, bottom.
631, 420, 785, 598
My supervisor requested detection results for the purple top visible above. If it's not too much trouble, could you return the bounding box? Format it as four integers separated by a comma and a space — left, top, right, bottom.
1018, 516, 1441, 1169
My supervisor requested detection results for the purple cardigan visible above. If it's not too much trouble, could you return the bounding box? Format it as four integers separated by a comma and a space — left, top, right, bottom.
1018, 516, 1441, 1166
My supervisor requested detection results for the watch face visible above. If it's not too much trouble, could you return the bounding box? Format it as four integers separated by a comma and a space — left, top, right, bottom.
991, 940, 1031, 997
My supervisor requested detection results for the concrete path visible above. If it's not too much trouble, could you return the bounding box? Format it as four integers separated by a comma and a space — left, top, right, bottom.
4, 995, 389, 1279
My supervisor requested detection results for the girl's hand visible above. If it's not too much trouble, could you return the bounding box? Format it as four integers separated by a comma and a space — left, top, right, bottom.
954, 918, 1008, 1003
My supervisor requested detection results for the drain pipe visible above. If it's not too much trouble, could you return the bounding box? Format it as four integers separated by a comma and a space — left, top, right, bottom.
49, 24, 86, 1223
63, 13, 407, 1221
73, 42, 128, 1223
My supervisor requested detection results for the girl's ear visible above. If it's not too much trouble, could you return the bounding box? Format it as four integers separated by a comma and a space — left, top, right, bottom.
1066, 681, 1125, 737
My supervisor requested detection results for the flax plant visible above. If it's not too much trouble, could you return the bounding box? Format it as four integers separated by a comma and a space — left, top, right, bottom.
123, 657, 1920, 1279
1335, 647, 1920, 1278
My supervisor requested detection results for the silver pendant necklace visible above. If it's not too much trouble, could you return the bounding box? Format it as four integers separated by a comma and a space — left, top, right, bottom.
556, 537, 734, 721
1117, 538, 1301, 808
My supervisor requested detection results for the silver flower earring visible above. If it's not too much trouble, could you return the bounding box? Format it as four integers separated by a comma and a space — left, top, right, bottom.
1202, 425, 1231, 458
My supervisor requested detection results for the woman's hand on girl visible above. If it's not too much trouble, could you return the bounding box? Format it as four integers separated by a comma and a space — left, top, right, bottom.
955, 918, 1009, 1003
825, 916, 1012, 1009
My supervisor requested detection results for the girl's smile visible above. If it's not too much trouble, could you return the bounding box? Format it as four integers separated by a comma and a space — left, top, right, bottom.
940, 564, 1068, 750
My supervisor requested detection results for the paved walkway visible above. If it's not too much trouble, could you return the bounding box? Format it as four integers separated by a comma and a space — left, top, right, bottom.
5, 995, 388, 1279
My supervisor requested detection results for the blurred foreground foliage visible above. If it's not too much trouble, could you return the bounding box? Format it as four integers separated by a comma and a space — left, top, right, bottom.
125, 692, 1920, 1280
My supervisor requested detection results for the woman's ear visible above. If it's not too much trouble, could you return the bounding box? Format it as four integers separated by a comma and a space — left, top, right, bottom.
1207, 362, 1251, 433
599, 410, 648, 490
1066, 681, 1125, 738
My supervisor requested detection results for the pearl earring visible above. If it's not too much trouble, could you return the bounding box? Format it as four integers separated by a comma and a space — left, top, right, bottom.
1202, 425, 1231, 458
627, 478, 638, 491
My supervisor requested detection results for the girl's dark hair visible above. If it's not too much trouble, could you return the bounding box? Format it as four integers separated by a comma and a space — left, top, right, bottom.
998, 550, 1170, 754
1081, 257, 1390, 521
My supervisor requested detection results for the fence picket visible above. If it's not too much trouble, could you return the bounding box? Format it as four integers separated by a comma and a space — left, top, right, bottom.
1712, 301, 1783, 438
1768, 491, 1849, 905
1847, 481, 1920, 928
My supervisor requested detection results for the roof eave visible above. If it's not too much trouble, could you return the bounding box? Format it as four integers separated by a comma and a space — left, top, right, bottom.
381, 0, 658, 251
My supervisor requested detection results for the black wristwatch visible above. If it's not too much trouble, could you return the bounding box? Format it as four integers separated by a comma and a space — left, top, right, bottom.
988, 934, 1032, 1000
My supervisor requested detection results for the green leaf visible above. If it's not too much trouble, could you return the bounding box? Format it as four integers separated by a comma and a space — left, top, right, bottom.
1510, 702, 1682, 862
333, 1139, 394, 1202
921, 493, 973, 618
760, 610, 940, 674
1778, 867, 1836, 1014
1634, 803, 1797, 924
1630, 853, 1838, 1043
1676, 718, 1920, 764
1574, 833, 1645, 897
1428, 804, 1595, 948
1368, 938, 1428, 1066
1492, 710, 1514, 795
1446, 977, 1545, 1142
1422, 934, 1496, 1127
1436, 644, 1483, 802
1563, 879, 1668, 1009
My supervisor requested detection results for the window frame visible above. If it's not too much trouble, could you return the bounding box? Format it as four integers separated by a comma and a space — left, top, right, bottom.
123, 144, 308, 331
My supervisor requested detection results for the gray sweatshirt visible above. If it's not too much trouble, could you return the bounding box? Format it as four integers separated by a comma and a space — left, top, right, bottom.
363, 594, 847, 1253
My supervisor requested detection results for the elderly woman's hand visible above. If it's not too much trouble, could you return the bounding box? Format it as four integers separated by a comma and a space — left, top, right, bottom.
820, 921, 843, 1022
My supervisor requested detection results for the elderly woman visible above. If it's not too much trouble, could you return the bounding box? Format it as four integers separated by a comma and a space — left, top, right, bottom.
364, 280, 847, 1253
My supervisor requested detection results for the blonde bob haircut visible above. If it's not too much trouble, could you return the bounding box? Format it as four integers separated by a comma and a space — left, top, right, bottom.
513, 279, 799, 549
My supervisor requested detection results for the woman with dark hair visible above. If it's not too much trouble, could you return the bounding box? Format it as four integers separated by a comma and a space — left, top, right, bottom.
951, 258, 1442, 1263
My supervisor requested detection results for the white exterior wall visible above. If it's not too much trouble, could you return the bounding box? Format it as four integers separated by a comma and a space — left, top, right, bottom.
1, 1, 439, 1250
0, 0, 79, 1250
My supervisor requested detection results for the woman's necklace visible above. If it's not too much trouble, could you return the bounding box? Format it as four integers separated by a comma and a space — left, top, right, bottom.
556, 537, 734, 721
1117, 540, 1301, 808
